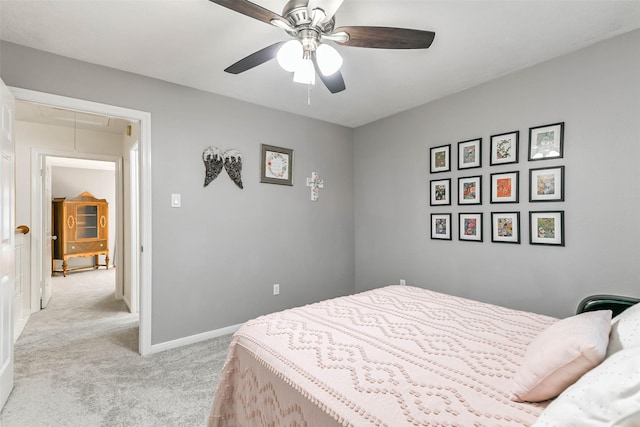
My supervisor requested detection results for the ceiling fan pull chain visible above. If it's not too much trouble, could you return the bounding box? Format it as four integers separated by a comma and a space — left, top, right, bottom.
307, 83, 312, 106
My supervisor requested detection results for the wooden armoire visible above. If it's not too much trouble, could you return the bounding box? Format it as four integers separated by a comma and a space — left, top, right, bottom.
52, 191, 109, 277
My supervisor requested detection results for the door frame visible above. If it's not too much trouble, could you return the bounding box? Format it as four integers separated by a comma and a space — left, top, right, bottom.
36, 153, 121, 309
10, 87, 152, 356
128, 142, 140, 313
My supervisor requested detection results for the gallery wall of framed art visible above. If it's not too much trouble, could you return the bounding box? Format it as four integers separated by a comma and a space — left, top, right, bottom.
428, 122, 565, 247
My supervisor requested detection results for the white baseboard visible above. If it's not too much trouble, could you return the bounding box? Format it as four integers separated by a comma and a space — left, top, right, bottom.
149, 323, 243, 354
14, 313, 30, 344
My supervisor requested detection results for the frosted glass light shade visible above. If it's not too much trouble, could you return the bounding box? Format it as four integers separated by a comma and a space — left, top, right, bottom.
277, 40, 303, 72
293, 58, 316, 85
316, 43, 343, 76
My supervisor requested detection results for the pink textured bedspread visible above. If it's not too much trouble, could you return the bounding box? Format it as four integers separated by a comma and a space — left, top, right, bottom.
209, 285, 557, 426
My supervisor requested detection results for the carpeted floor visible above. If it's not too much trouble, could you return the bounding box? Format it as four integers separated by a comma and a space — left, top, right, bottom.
0, 268, 233, 427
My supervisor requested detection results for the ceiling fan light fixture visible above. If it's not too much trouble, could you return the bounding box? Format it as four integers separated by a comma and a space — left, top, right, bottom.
293, 58, 316, 85
321, 31, 349, 44
309, 8, 325, 27
277, 40, 303, 72
209, 0, 435, 95
316, 43, 343, 76
270, 18, 294, 32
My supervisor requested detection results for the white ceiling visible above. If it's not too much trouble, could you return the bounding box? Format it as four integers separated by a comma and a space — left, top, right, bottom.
2, 1, 640, 128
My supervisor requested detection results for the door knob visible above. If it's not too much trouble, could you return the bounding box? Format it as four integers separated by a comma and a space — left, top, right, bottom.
50, 235, 57, 240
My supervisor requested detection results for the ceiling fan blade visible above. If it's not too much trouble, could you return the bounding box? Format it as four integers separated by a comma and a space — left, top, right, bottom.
311, 52, 346, 94
224, 42, 285, 74
307, 0, 344, 23
332, 26, 435, 49
208, 0, 290, 28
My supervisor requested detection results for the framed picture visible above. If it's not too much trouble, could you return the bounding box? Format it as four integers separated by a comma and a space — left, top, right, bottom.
260, 144, 294, 186
458, 138, 481, 169
490, 130, 519, 165
430, 144, 451, 173
459, 212, 483, 242
458, 175, 482, 205
530, 166, 565, 202
430, 178, 451, 206
529, 122, 564, 161
490, 171, 519, 203
491, 212, 520, 244
530, 211, 565, 246
431, 213, 452, 240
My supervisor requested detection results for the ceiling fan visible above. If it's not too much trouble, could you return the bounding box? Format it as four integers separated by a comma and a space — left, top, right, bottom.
208, 0, 436, 94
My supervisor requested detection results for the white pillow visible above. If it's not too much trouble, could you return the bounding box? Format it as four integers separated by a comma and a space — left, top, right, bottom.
511, 310, 612, 402
533, 345, 640, 426
607, 302, 640, 357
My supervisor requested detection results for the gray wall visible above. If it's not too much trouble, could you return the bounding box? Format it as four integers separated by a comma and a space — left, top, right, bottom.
354, 29, 640, 318
4, 27, 639, 343
1, 41, 355, 344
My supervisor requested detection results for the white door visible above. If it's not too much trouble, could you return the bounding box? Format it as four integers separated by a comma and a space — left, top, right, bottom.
13, 232, 25, 339
41, 158, 53, 308
127, 143, 139, 313
0, 79, 16, 409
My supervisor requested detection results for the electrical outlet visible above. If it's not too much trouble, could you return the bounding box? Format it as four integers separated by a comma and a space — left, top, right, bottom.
273, 284, 280, 295
400, 279, 406, 286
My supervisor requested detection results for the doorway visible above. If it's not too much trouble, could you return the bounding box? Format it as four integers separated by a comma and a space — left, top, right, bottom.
10, 87, 152, 355
46, 156, 120, 307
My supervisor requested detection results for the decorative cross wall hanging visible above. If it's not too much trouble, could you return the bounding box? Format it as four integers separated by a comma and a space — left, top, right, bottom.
306, 172, 324, 201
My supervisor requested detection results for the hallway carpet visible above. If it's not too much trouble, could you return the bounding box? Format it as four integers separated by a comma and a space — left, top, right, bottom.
0, 268, 233, 426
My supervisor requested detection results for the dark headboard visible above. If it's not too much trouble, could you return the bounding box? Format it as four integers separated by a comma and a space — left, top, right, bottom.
577, 294, 640, 317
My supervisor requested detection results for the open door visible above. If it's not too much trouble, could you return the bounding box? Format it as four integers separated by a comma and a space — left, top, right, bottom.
41, 158, 53, 309
126, 142, 140, 313
0, 79, 16, 409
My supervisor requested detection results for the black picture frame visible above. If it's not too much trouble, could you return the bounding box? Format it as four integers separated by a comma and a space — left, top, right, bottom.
430, 144, 451, 173
457, 138, 482, 170
490, 130, 519, 166
490, 171, 519, 203
491, 211, 521, 244
528, 122, 564, 161
530, 210, 565, 246
431, 213, 452, 240
458, 175, 482, 205
529, 166, 565, 202
459, 212, 483, 242
430, 178, 451, 206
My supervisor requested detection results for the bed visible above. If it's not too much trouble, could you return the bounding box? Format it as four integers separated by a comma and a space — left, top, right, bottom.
209, 285, 640, 426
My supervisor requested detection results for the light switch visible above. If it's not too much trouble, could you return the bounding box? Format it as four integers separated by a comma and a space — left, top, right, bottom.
171, 193, 181, 208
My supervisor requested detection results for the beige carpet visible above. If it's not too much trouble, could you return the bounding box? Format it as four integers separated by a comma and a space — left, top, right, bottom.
0, 268, 232, 426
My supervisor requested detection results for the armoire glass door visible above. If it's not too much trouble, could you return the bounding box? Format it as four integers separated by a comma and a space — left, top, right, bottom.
75, 205, 98, 239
